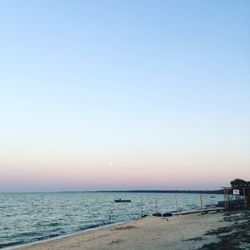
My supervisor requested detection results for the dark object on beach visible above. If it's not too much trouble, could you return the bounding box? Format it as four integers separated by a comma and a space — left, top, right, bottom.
114, 199, 131, 203
152, 212, 161, 217
162, 212, 172, 217
141, 214, 148, 218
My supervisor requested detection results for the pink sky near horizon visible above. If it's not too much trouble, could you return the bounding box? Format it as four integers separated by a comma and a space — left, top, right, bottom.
1, 153, 249, 191
1, 134, 249, 191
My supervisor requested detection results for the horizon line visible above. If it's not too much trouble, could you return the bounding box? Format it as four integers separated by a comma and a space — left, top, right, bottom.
0, 189, 225, 194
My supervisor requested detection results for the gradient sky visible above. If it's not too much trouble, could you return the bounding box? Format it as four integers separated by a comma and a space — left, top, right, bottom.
0, 0, 249, 191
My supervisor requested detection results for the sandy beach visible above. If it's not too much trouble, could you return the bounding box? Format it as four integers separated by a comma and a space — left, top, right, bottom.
15, 211, 236, 250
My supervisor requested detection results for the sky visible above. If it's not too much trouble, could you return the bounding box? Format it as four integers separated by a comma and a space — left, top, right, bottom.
0, 0, 249, 192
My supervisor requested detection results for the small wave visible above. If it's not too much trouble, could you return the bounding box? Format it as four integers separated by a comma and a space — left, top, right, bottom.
78, 221, 110, 231
0, 240, 24, 249
13, 231, 40, 238
48, 222, 61, 227
36, 233, 61, 241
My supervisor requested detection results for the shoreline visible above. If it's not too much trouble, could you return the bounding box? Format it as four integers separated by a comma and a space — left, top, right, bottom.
11, 211, 233, 250
5, 220, 127, 250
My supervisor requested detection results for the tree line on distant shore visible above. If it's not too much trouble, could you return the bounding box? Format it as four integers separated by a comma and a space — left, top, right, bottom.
97, 190, 225, 194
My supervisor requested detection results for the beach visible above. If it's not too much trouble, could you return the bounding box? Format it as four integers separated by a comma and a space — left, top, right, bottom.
15, 211, 238, 250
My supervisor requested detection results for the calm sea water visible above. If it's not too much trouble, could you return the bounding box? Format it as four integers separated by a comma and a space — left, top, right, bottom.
0, 192, 223, 249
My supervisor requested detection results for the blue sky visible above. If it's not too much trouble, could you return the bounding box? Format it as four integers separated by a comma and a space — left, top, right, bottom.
0, 0, 249, 191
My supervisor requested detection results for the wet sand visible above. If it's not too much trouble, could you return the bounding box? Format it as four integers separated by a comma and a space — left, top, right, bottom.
15, 211, 234, 250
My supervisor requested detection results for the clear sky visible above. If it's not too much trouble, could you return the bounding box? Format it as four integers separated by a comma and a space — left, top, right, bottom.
0, 0, 249, 191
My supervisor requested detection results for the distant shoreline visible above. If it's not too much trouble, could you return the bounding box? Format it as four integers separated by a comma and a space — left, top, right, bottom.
0, 190, 224, 194
95, 189, 224, 194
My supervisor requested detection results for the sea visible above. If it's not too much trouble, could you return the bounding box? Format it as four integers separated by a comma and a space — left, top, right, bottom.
0, 192, 224, 249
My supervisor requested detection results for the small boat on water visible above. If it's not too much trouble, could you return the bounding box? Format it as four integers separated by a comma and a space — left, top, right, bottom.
114, 199, 131, 203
